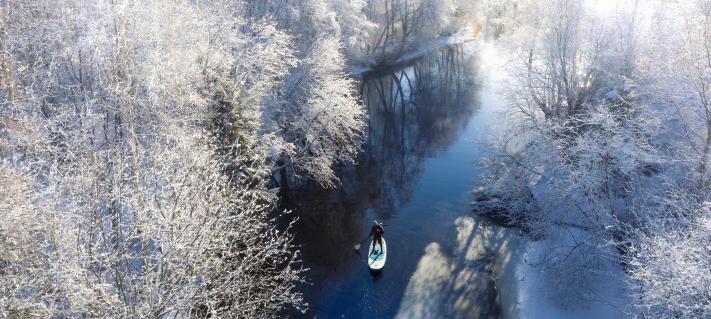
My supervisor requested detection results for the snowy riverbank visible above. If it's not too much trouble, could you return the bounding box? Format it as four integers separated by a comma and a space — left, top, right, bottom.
347, 27, 480, 77
474, 40, 636, 319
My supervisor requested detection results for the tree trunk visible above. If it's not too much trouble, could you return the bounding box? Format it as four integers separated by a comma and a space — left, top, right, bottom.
279, 159, 290, 202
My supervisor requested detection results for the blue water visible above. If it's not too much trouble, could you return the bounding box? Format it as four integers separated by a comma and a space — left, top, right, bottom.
287, 42, 498, 318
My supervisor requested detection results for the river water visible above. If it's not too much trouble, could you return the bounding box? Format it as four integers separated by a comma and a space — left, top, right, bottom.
286, 42, 515, 318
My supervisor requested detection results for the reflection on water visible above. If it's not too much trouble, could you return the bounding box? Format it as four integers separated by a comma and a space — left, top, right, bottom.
285, 44, 481, 318
360, 46, 478, 213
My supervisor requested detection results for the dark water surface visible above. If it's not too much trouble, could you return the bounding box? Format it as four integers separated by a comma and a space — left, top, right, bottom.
287, 42, 498, 318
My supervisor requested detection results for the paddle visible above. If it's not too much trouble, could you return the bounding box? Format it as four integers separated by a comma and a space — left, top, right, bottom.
351, 236, 371, 266
353, 236, 370, 251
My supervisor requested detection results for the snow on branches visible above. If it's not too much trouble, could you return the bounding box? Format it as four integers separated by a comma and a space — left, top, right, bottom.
0, 0, 307, 317
629, 203, 711, 319
274, 37, 366, 188
476, 0, 711, 316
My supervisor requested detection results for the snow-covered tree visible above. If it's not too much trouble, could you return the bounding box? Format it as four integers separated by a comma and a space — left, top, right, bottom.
363, 0, 468, 62
0, 0, 309, 317
275, 37, 366, 188
474, 0, 668, 308
475, 0, 711, 315
629, 202, 711, 319
331, 0, 378, 60
640, 0, 711, 188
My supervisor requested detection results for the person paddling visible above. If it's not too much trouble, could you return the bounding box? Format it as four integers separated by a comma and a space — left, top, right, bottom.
369, 221, 384, 254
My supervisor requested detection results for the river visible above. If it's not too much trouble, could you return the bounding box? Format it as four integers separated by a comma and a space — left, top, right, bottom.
285, 41, 520, 319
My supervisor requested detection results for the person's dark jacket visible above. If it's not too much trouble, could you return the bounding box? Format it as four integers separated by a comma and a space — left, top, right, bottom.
369, 223, 384, 239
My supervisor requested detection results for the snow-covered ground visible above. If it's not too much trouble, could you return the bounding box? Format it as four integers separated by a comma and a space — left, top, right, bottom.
501, 232, 634, 319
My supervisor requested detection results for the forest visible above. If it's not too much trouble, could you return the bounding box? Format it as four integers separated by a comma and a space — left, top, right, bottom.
1, 0, 709, 318
476, 1, 711, 318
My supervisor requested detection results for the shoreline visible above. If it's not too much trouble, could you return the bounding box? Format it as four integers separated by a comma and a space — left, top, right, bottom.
347, 27, 480, 78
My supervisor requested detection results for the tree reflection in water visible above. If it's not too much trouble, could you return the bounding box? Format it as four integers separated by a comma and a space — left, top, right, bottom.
284, 44, 480, 280
363, 45, 478, 213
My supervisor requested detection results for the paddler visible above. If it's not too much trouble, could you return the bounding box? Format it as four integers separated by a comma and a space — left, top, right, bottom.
369, 221, 385, 254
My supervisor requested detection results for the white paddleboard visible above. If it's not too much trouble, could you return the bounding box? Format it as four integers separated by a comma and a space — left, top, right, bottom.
367, 238, 387, 271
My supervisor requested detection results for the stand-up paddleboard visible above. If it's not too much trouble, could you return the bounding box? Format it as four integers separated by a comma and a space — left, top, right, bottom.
367, 238, 387, 271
